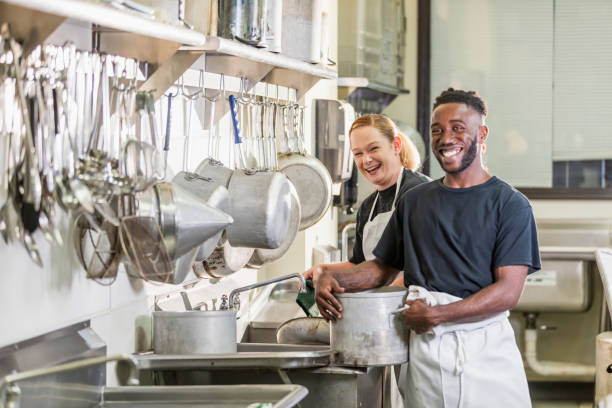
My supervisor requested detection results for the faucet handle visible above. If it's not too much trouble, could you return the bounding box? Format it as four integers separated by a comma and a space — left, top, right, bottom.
220, 294, 229, 310
298, 274, 307, 294
232, 293, 241, 311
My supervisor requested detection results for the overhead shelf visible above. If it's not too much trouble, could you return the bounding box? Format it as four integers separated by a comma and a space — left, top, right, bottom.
141, 36, 337, 102
337, 77, 410, 96
337, 77, 409, 114
0, 0, 206, 63
183, 37, 337, 81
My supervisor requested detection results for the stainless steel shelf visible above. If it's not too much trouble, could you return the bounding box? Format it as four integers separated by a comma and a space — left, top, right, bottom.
337, 77, 409, 96
182, 37, 337, 81
142, 37, 337, 102
337, 77, 409, 114
0, 0, 206, 46
0, 0, 206, 66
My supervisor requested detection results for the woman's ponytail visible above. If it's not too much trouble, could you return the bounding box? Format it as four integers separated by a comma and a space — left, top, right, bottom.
397, 131, 421, 170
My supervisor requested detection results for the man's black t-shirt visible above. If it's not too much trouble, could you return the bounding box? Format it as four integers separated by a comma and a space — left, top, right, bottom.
349, 168, 431, 264
373, 176, 541, 299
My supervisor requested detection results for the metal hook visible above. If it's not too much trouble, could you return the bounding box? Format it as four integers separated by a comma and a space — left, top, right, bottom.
199, 69, 217, 103
238, 77, 251, 103
109, 56, 126, 92
179, 74, 201, 99
274, 83, 281, 104
219, 73, 226, 98
254, 83, 265, 106
165, 80, 179, 98
289, 88, 298, 104
198, 69, 205, 91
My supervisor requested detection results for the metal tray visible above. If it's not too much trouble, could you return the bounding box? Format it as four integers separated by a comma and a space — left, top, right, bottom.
134, 344, 332, 370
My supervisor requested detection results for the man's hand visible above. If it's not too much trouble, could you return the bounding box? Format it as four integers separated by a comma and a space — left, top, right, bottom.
315, 272, 345, 322
401, 299, 440, 334
405, 266, 529, 330
302, 264, 325, 286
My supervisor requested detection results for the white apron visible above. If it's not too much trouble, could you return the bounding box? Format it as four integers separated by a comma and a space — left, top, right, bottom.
362, 170, 403, 260
403, 285, 531, 408
362, 171, 405, 408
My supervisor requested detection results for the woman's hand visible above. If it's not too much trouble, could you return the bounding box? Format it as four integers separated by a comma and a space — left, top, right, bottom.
302, 264, 325, 286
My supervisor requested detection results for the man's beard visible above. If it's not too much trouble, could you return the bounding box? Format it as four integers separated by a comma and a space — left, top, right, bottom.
436, 136, 478, 175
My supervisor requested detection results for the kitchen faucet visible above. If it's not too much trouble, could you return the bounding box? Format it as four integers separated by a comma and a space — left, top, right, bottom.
227, 273, 307, 311
0, 354, 139, 408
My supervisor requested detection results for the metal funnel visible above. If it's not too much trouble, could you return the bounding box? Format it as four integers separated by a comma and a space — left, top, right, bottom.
171, 246, 200, 284
172, 172, 231, 261
155, 182, 233, 260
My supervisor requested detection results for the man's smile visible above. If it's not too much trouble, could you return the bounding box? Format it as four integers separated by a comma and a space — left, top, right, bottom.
440, 147, 462, 158
438, 145, 464, 162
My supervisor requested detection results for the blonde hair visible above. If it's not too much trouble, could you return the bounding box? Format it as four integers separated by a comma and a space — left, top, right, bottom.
349, 114, 421, 170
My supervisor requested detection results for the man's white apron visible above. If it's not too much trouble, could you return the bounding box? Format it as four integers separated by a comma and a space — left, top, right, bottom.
403, 286, 531, 408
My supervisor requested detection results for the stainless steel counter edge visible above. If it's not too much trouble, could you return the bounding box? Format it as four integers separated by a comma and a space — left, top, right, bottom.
134, 349, 332, 370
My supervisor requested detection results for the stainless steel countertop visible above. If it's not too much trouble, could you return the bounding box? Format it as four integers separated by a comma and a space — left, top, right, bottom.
134, 343, 332, 370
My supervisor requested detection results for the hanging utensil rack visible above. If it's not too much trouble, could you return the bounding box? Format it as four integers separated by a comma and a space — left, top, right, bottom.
0, 0, 337, 280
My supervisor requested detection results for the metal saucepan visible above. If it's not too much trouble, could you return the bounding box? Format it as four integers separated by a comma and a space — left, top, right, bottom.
153, 309, 237, 355
193, 160, 254, 278
192, 86, 255, 274
247, 166, 301, 268
278, 104, 332, 230
248, 99, 302, 267
225, 94, 292, 249
194, 92, 253, 276
226, 169, 292, 249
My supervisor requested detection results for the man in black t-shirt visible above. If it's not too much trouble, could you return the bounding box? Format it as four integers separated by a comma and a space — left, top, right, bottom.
315, 88, 540, 407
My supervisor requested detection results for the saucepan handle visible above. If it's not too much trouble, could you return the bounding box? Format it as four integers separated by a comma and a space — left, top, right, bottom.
229, 94, 249, 170
228, 94, 242, 144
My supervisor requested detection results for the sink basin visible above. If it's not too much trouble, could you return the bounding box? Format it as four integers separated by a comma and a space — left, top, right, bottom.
135, 344, 332, 370
244, 281, 306, 343
268, 281, 302, 302
9, 383, 307, 408
100, 385, 307, 407
241, 321, 280, 343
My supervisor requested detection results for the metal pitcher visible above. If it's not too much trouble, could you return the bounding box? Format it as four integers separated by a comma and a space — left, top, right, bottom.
219, 0, 268, 46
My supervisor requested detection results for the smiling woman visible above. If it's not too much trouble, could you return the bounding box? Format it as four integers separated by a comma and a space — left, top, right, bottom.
303, 114, 430, 282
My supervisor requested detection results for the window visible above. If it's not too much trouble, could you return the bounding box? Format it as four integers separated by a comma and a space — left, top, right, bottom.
429, 0, 612, 197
